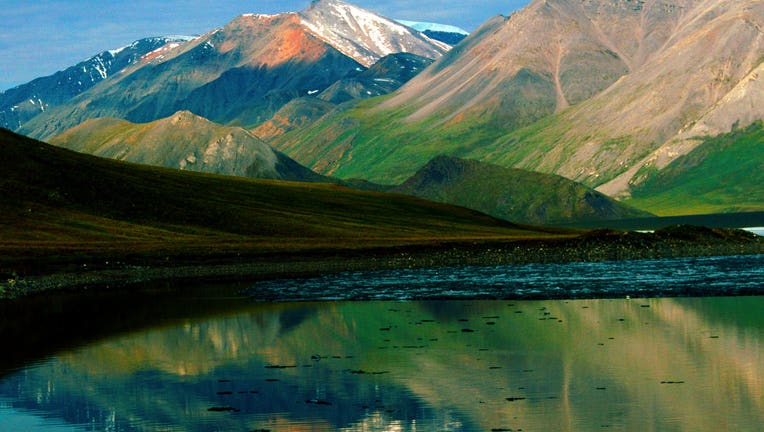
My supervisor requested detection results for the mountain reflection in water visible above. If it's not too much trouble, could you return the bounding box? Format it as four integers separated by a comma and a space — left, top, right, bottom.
1, 295, 762, 431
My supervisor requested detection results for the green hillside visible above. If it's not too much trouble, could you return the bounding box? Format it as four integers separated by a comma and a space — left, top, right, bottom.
627, 122, 764, 216
271, 96, 500, 184
394, 156, 652, 225
275, 98, 764, 217
0, 128, 564, 278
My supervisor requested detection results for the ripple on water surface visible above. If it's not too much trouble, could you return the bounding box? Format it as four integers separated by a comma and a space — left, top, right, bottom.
247, 254, 764, 301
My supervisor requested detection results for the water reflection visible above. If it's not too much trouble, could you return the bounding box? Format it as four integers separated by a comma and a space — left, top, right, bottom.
1, 296, 762, 431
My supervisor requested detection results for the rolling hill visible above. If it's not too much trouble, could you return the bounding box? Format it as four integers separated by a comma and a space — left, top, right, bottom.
0, 127, 564, 279
393, 156, 652, 225
49, 110, 328, 181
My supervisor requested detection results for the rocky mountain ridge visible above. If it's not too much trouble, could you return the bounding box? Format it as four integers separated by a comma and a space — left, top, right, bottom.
8, 0, 761, 219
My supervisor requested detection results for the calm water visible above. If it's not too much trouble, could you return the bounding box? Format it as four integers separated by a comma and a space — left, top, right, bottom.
0, 256, 763, 432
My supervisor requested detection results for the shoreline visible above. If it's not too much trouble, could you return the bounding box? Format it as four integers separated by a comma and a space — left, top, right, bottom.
2, 225, 762, 299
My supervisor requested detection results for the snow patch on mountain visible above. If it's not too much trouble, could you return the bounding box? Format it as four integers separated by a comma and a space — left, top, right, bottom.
242, 13, 283, 18
108, 46, 128, 56
396, 20, 469, 35
164, 35, 197, 42
141, 38, 192, 63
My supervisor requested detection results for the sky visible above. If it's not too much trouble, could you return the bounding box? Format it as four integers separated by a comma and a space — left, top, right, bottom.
0, 0, 530, 91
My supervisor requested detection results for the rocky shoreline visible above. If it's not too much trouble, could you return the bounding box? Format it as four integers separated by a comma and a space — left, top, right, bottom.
1, 225, 762, 299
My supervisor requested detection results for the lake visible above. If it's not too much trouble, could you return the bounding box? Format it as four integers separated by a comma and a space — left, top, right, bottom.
1, 255, 763, 431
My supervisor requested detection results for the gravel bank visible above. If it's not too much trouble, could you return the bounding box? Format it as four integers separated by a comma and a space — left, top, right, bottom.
2, 226, 762, 299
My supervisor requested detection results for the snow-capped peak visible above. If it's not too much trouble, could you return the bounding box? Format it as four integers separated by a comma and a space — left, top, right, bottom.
299, 0, 448, 67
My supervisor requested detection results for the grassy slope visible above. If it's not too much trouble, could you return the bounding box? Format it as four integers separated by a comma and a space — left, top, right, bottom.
273, 95, 502, 183
0, 128, 566, 277
277, 97, 764, 217
627, 122, 764, 216
393, 155, 651, 225
274, 90, 610, 188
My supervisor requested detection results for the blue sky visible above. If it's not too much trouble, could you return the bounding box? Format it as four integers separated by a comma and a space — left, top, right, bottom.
0, 1, 530, 91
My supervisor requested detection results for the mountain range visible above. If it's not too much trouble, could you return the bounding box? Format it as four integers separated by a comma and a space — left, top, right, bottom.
16, 0, 448, 140
4, 0, 762, 223
269, 0, 764, 214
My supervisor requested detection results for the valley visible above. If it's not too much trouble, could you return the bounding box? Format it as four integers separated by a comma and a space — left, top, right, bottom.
3, 128, 761, 298
1, 0, 763, 296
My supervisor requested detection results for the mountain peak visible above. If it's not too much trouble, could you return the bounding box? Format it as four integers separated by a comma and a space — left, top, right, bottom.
168, 110, 206, 125
298, 0, 449, 67
236, 11, 298, 24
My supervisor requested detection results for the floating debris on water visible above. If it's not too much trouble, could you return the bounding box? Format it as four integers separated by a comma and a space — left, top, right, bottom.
208, 406, 239, 412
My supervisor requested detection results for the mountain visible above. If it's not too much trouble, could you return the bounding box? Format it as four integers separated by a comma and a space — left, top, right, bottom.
395, 20, 469, 35
419, 29, 468, 46
20, 13, 361, 139
487, 0, 764, 198
393, 156, 652, 225
272, 0, 764, 215
0, 37, 190, 130
17, 0, 449, 141
49, 110, 327, 182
